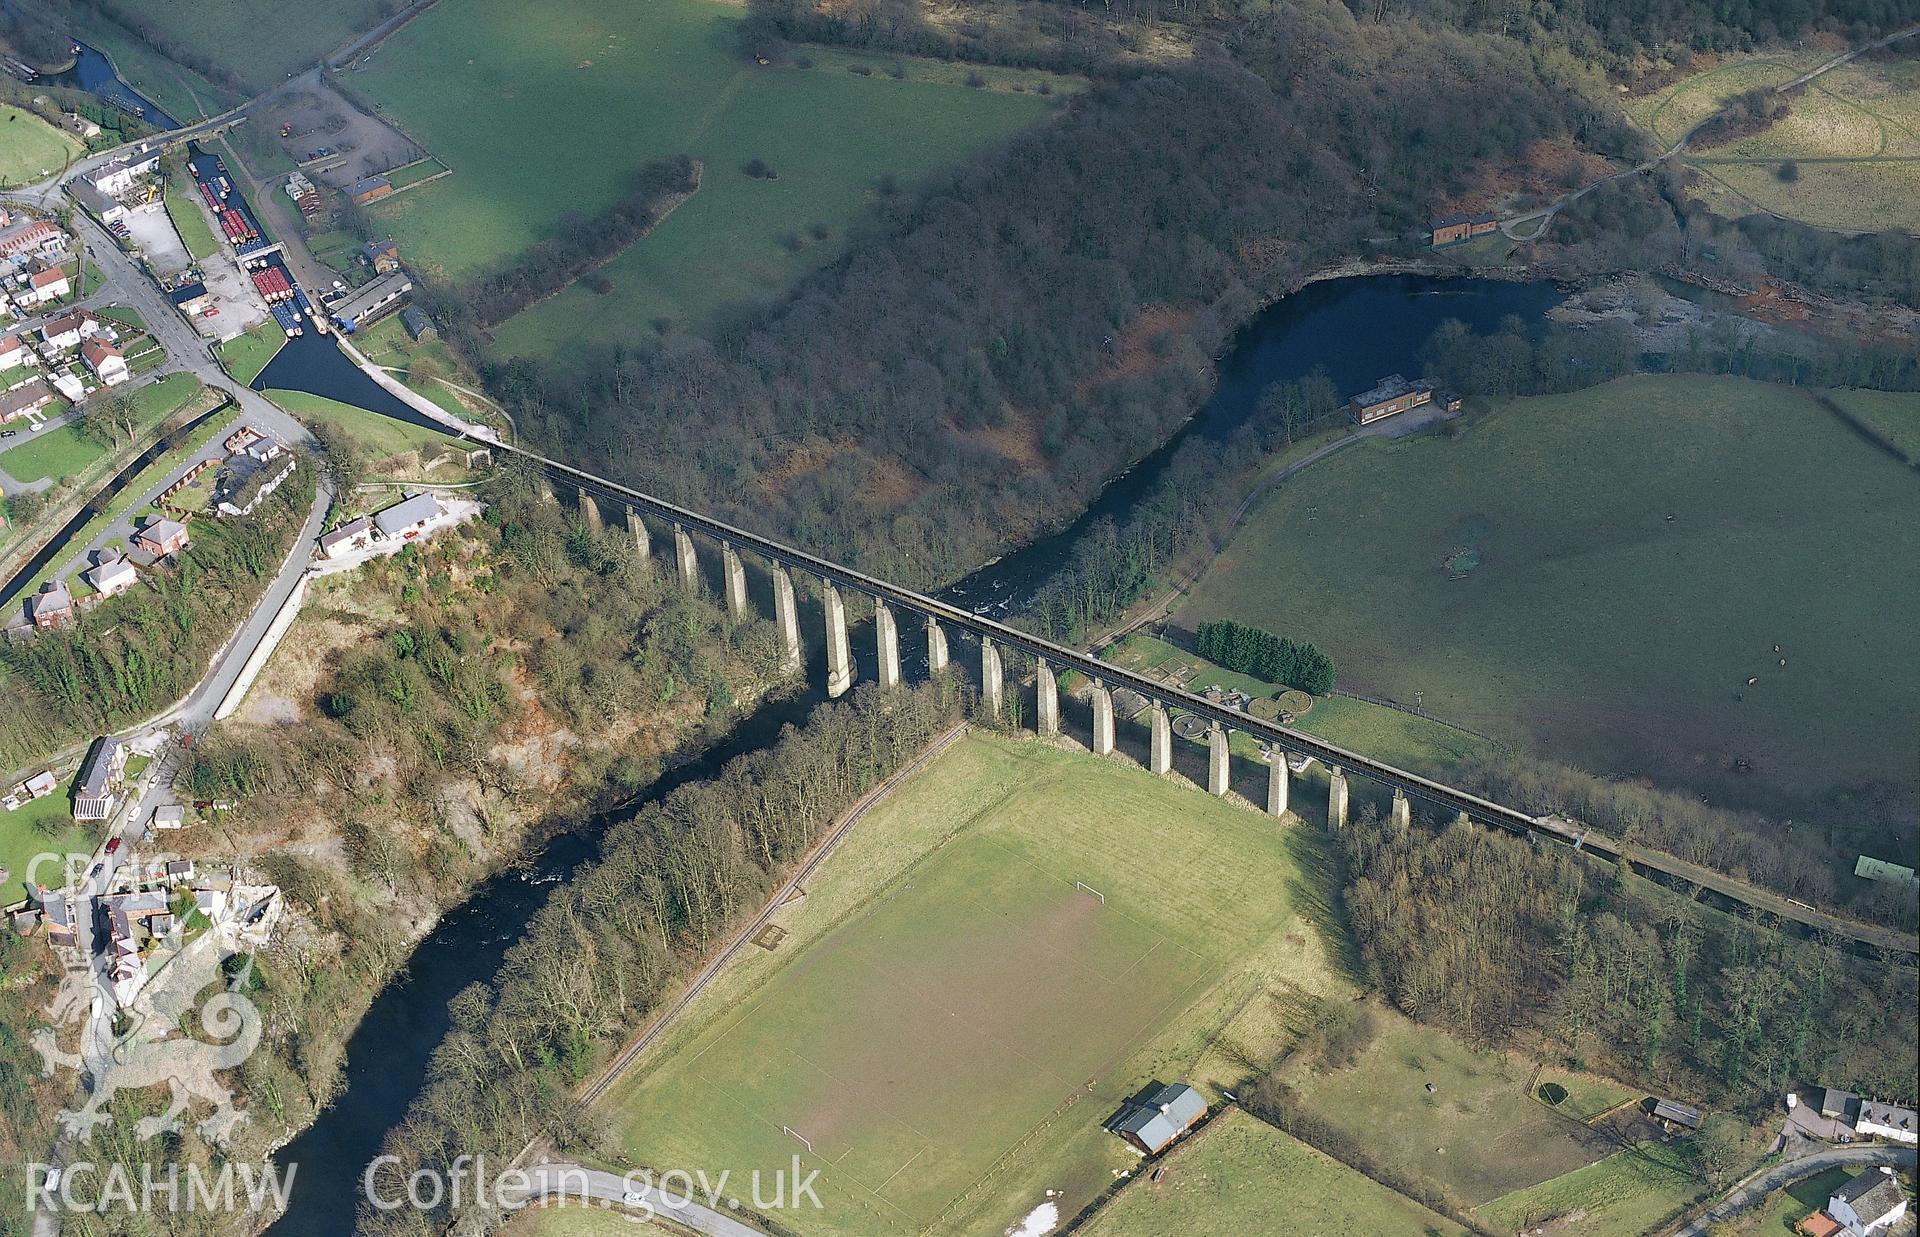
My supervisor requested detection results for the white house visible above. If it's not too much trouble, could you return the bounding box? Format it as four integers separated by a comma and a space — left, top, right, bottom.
20, 265, 69, 307
41, 311, 104, 351
85, 556, 139, 598
0, 332, 29, 370
89, 149, 160, 197
81, 338, 129, 386
1856, 1101, 1918, 1145
1824, 1166, 1908, 1235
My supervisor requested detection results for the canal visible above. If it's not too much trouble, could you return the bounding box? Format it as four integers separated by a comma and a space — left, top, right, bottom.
263, 271, 1565, 1233
50, 39, 180, 130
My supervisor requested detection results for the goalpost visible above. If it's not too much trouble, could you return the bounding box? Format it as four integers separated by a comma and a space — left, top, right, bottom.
782, 1126, 814, 1153
1074, 881, 1106, 905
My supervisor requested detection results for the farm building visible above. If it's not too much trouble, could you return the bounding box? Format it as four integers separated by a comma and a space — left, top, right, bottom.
1429, 211, 1500, 246
349, 175, 393, 205
1652, 1098, 1703, 1131
26, 580, 74, 629
1104, 1081, 1208, 1155
135, 517, 191, 559
373, 492, 443, 541
329, 271, 412, 332
320, 515, 375, 558
1349, 374, 1434, 425
400, 306, 435, 340
74, 735, 127, 821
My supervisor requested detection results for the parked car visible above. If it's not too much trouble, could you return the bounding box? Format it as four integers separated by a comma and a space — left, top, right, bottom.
104, 837, 122, 855
0, 429, 15, 439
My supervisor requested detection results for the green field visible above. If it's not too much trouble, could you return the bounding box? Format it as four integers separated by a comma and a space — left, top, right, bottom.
499, 1206, 646, 1237
602, 731, 1349, 1236
1104, 631, 1498, 781
1827, 387, 1920, 462
1474, 1141, 1706, 1236
0, 373, 202, 485
1278, 1008, 1634, 1210
0, 105, 83, 184
0, 772, 91, 905
166, 188, 219, 260
95, 0, 375, 93
348, 0, 1073, 350
214, 321, 287, 385
1175, 374, 1920, 821
1083, 1107, 1467, 1236
1623, 54, 1920, 232
264, 389, 458, 462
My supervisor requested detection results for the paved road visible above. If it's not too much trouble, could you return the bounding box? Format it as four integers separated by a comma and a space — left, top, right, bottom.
505, 1164, 766, 1237
15, 142, 332, 1237
1666, 1144, 1915, 1236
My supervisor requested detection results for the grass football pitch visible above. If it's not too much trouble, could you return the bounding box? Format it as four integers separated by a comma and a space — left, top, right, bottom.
600, 731, 1349, 1236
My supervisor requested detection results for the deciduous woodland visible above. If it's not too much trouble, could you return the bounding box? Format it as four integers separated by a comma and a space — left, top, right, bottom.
442, 2, 1633, 589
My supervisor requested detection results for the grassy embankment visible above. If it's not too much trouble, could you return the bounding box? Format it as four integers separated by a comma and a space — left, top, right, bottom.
90, 0, 374, 94
213, 320, 286, 385
165, 185, 220, 260
70, 11, 242, 122
263, 389, 457, 463
1621, 52, 1920, 232
348, 0, 1079, 352
1173, 374, 1920, 825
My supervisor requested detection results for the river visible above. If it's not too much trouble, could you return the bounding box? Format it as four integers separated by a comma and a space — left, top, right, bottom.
260, 271, 1563, 1233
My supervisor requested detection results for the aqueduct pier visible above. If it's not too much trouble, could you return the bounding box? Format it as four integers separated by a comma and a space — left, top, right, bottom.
504, 445, 1913, 958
